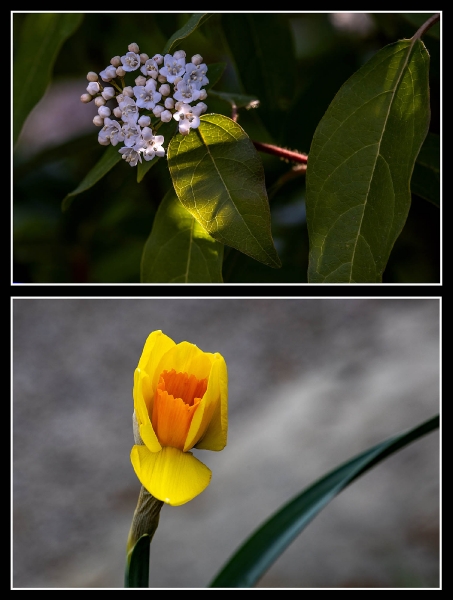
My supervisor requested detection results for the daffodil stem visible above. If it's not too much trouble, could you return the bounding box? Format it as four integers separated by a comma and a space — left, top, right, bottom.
127, 486, 164, 556
125, 486, 164, 587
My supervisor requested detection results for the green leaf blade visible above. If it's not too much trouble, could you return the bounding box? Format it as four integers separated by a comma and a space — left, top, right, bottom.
61, 145, 122, 211
125, 534, 150, 588
411, 132, 440, 207
167, 114, 281, 269
13, 13, 84, 148
209, 415, 439, 588
306, 39, 430, 282
163, 13, 213, 55
141, 188, 224, 283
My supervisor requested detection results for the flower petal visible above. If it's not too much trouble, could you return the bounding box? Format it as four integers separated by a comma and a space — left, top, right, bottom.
133, 369, 161, 452
185, 354, 228, 451
152, 341, 214, 392
130, 445, 212, 506
138, 330, 176, 378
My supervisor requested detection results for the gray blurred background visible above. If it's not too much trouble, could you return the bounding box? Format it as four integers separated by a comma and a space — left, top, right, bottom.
12, 298, 440, 588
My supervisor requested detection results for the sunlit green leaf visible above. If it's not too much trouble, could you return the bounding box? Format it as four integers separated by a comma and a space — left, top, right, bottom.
141, 188, 224, 283
411, 132, 440, 207
13, 13, 84, 148
209, 415, 439, 588
306, 39, 430, 282
167, 114, 281, 268
61, 145, 121, 211
163, 13, 213, 55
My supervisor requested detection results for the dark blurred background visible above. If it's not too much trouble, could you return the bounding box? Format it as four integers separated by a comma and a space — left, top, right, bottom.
13, 298, 439, 588
12, 13, 440, 283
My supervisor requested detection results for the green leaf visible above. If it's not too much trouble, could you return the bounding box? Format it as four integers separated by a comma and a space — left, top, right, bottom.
209, 414, 439, 588
306, 38, 430, 282
163, 13, 213, 55
141, 188, 224, 283
167, 114, 281, 269
221, 14, 296, 137
124, 534, 150, 588
61, 145, 121, 211
411, 132, 440, 207
13, 13, 84, 148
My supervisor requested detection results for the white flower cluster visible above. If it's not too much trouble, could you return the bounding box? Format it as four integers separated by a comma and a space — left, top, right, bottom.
80, 42, 209, 167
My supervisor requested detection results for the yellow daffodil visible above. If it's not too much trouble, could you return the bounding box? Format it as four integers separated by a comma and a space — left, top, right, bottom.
130, 330, 228, 506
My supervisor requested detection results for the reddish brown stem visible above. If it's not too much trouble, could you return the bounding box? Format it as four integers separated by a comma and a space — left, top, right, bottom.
252, 141, 308, 164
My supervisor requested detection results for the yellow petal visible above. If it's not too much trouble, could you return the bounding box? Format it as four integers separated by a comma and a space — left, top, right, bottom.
133, 368, 151, 426
138, 330, 176, 379
133, 369, 161, 452
152, 341, 214, 392
130, 445, 212, 506
186, 354, 228, 451
139, 423, 162, 453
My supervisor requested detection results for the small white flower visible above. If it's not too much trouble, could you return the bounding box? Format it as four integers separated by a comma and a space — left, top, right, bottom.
141, 57, 160, 79
191, 54, 203, 66
164, 97, 174, 110
119, 97, 140, 123
173, 103, 201, 135
100, 65, 117, 81
101, 87, 116, 101
192, 102, 207, 115
98, 117, 124, 146
173, 80, 201, 104
141, 127, 154, 141
153, 105, 164, 117
135, 75, 147, 87
152, 54, 164, 66
173, 50, 186, 60
142, 134, 166, 161
133, 79, 162, 110
138, 115, 151, 127
121, 51, 141, 72
98, 105, 111, 118
160, 109, 173, 123
119, 146, 142, 166
86, 81, 100, 95
159, 53, 186, 83
184, 63, 209, 89
198, 89, 208, 101
122, 122, 142, 147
